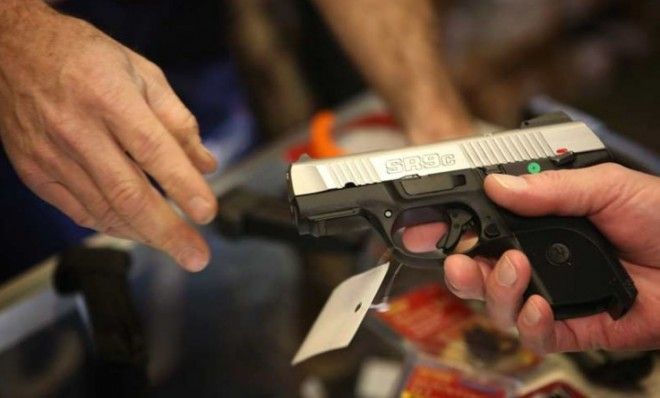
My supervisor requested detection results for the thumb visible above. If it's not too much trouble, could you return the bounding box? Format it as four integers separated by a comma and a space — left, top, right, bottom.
483, 163, 634, 217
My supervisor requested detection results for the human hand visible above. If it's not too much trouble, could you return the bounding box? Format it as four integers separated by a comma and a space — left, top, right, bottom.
0, 2, 217, 271
403, 163, 660, 353
406, 105, 473, 145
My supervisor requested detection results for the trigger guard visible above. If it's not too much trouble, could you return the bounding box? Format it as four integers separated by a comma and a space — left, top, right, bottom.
391, 227, 449, 268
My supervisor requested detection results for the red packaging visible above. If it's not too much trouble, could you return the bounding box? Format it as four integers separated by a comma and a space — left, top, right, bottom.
376, 283, 539, 373
377, 284, 474, 354
401, 365, 509, 398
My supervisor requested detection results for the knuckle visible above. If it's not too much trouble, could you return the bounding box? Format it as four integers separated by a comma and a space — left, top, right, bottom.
86, 76, 124, 105
63, 60, 121, 100
95, 204, 122, 230
12, 160, 43, 187
160, 229, 182, 252
158, 221, 198, 256
71, 211, 96, 229
167, 111, 200, 151
132, 129, 167, 165
158, 169, 189, 196
60, 53, 108, 87
597, 162, 626, 178
108, 180, 148, 218
179, 121, 201, 150
180, 113, 199, 136
45, 113, 83, 150
33, 146, 62, 171
46, 112, 71, 136
144, 62, 167, 82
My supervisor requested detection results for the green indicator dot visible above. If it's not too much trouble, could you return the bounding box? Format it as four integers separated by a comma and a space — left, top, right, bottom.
527, 162, 542, 174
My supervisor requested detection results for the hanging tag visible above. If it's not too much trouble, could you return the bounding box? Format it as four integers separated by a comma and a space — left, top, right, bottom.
292, 262, 390, 365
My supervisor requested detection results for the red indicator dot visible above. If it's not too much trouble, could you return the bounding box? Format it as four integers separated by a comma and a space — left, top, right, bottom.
556, 147, 568, 154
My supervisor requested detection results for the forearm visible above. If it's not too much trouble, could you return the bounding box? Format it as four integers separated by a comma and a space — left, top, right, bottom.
313, 0, 471, 143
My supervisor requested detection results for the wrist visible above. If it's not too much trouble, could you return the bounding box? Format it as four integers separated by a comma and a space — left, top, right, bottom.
0, 0, 53, 35
0, 0, 67, 67
396, 74, 473, 143
403, 98, 473, 143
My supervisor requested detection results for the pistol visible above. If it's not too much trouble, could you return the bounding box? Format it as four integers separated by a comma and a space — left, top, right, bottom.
287, 113, 637, 320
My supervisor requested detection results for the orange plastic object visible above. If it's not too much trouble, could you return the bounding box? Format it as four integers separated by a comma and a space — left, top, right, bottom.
307, 110, 345, 158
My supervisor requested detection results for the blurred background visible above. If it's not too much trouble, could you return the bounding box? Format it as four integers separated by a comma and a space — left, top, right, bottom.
228, 0, 660, 146
47, 0, 660, 148
1, 0, 659, 397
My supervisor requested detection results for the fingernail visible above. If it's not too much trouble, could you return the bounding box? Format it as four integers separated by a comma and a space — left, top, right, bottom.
189, 196, 215, 224
522, 300, 541, 326
490, 174, 528, 191
178, 246, 208, 271
445, 276, 461, 294
496, 255, 517, 287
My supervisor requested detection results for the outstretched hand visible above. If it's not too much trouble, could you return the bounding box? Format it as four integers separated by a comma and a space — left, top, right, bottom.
404, 163, 660, 353
0, 2, 217, 270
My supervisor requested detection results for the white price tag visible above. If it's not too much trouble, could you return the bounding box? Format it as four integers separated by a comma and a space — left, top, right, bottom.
292, 262, 390, 365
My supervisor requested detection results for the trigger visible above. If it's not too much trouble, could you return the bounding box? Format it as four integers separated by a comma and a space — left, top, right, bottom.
436, 209, 474, 254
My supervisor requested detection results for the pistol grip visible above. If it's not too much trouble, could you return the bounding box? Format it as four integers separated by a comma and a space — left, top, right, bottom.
506, 214, 637, 320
